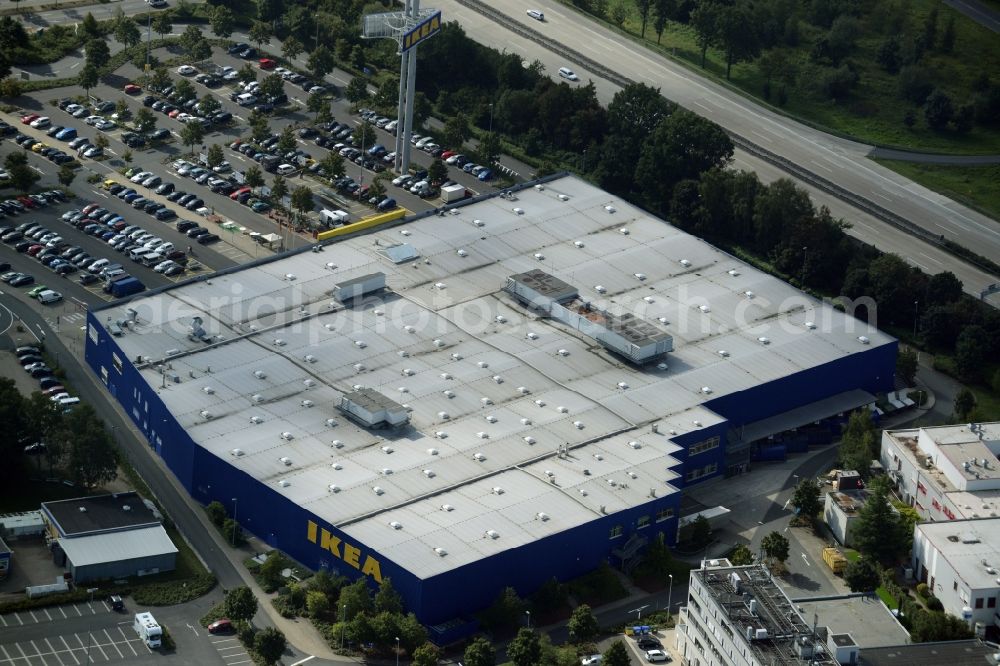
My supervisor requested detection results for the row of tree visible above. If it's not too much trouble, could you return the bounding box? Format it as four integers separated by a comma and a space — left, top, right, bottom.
0, 377, 119, 489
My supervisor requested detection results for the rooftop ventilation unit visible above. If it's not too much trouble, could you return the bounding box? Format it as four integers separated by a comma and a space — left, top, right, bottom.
618, 381, 630, 389
303, 379, 316, 389
680, 259, 691, 267
325, 419, 338, 427
279, 480, 290, 488
427, 447, 439, 455
477, 432, 489, 439
402, 368, 415, 376
381, 468, 393, 475
373, 486, 384, 495
438, 411, 450, 420
534, 253, 545, 260
381, 445, 394, 454
485, 530, 499, 539
574, 421, 585, 429
545, 470, 555, 477
537, 512, 550, 521
339, 388, 410, 429
273, 339, 286, 346
518, 387, 531, 395
481, 398, 493, 406
354, 340, 367, 349
745, 290, 755, 298
757, 336, 770, 345
249, 416, 263, 424
595, 285, 607, 293
280, 432, 293, 440
557, 349, 570, 356
478, 361, 489, 368
433, 339, 445, 348
398, 387, 409, 393
559, 194, 570, 201
604, 205, 616, 213
485, 415, 498, 423
443, 390, 455, 398
629, 441, 641, 449
440, 372, 452, 380
701, 386, 713, 394
434, 547, 447, 556
699, 305, 711, 313
557, 406, 569, 413
252, 394, 264, 403
423, 469, 435, 478
441, 504, 454, 512
202, 386, 215, 394
628, 472, 638, 479
643, 296, 654, 303
279, 457, 292, 466
200, 410, 213, 420
457, 249, 468, 257
354, 363, 366, 373
302, 400, 314, 408
400, 229, 411, 236
634, 273, 646, 281
231, 448, 244, 456
492, 375, 504, 384
285, 273, 297, 281
495, 315, 507, 323
473, 219, 485, 227
535, 399, 546, 407
524, 436, 536, 444
435, 282, 447, 289
574, 240, 584, 248
328, 484, 340, 493
492, 486, 504, 495
332, 463, 342, 470
693, 420, 703, 427
332, 440, 344, 448
805, 321, 816, 329
473, 452, 486, 461
718, 350, 730, 357
728, 269, 740, 276
521, 417, 532, 425
594, 454, 604, 461
389, 521, 402, 530
858, 336, 871, 344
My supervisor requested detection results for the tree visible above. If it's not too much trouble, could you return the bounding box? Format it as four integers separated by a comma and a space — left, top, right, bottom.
761, 531, 789, 564
940, 15, 955, 53
244, 165, 264, 189
791, 477, 822, 520
225, 586, 258, 623
94, 134, 109, 150
345, 77, 369, 104
151, 13, 172, 39
853, 477, 909, 565
81, 12, 102, 39
253, 627, 286, 665
122, 149, 133, 166
210, 6, 234, 39
178, 25, 206, 56
199, 95, 222, 118
57, 406, 118, 489
610, 1, 628, 27
174, 78, 196, 102
691, 0, 721, 68
306, 589, 330, 618
248, 21, 272, 49
463, 637, 496, 666
844, 557, 880, 592
149, 66, 171, 91
277, 125, 297, 154
134, 108, 157, 134
291, 186, 314, 220
478, 132, 502, 168
652, 0, 670, 44
206, 144, 225, 169
320, 152, 345, 180
113, 16, 141, 48
78, 63, 99, 98
507, 628, 541, 666
307, 92, 329, 122
898, 65, 934, 105
85, 39, 110, 71
443, 113, 472, 150
249, 112, 270, 142
954, 388, 976, 421
206, 500, 227, 526
6, 160, 36, 194
338, 578, 375, 620
57, 165, 77, 188
635, 0, 652, 37
955, 325, 989, 381
222, 518, 245, 546
239, 63, 257, 84
730, 543, 754, 565
411, 642, 439, 666
180, 122, 205, 156
691, 514, 712, 547
894, 348, 918, 385
375, 578, 404, 614
355, 121, 377, 149
567, 604, 599, 642
911, 610, 973, 642
717, 1, 760, 80
282, 36, 304, 61
259, 74, 284, 100
877, 36, 901, 74
924, 89, 954, 130
428, 158, 448, 185
190, 38, 212, 62
307, 45, 335, 81
602, 640, 631, 666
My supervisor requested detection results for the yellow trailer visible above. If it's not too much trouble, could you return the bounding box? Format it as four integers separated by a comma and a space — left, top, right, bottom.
823, 547, 847, 574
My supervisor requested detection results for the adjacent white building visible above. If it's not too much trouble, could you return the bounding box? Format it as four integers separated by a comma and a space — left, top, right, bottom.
676, 561, 840, 666
912, 518, 1000, 632
881, 423, 1000, 522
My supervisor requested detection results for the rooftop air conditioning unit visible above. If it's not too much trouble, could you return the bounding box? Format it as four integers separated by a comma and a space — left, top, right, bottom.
280, 432, 293, 441
423, 469, 435, 478
280, 457, 292, 466
326, 419, 337, 427
595, 285, 607, 293
273, 339, 285, 346
200, 410, 213, 420
249, 416, 263, 424
680, 259, 691, 267
473, 453, 486, 461
858, 336, 871, 344
303, 379, 315, 388
524, 436, 536, 444
434, 547, 447, 556
537, 512, 550, 521
441, 504, 454, 511
332, 440, 343, 448
231, 448, 244, 456
492, 486, 504, 495
574, 240, 584, 247
427, 448, 439, 455
301, 400, 314, 408
328, 484, 340, 493
202, 386, 215, 394
332, 463, 342, 470
629, 441, 641, 449
477, 361, 489, 368
389, 521, 402, 530
373, 486, 384, 495
559, 194, 570, 201
279, 480, 290, 487
485, 530, 499, 539
381, 446, 394, 454
485, 415, 498, 423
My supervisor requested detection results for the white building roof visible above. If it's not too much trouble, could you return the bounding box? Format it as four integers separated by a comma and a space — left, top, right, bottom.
58, 525, 177, 568
885, 423, 1000, 498
95, 175, 890, 578
916, 518, 1000, 591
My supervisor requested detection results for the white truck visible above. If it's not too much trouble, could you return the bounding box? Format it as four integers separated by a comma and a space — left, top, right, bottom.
441, 183, 468, 203
133, 612, 163, 648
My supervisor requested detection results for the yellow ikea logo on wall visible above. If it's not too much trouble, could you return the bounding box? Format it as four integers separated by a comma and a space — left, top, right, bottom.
307, 521, 383, 582
402, 11, 442, 52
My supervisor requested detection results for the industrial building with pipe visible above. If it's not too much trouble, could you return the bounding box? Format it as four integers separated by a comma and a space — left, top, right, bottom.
83, 175, 895, 639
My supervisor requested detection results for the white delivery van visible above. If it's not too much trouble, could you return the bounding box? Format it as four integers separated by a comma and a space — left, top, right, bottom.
320, 209, 350, 226
37, 290, 63, 305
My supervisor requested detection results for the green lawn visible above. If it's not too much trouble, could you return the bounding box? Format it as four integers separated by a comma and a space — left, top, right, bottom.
877, 586, 899, 610
873, 159, 1000, 221
556, 0, 1000, 154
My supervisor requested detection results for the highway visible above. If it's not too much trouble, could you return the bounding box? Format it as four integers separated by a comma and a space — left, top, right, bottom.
435, 0, 1000, 306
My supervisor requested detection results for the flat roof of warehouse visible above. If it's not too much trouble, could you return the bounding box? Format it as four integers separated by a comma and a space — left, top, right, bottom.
92, 175, 892, 578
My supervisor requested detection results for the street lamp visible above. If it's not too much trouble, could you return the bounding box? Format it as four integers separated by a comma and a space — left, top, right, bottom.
801, 246, 808, 286
913, 300, 919, 338
395, 636, 400, 666
341, 604, 347, 650
525, 610, 531, 629
628, 604, 649, 623
488, 103, 494, 134
86, 587, 98, 663
667, 574, 674, 625
231, 497, 238, 546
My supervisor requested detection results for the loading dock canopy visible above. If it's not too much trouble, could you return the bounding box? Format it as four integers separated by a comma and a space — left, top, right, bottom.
732, 389, 875, 445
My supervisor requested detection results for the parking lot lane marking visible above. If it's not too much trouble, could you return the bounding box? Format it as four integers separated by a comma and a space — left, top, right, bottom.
14, 642, 36, 666
86, 603, 95, 616
212, 639, 239, 644
43, 610, 52, 622
29, 611, 39, 623
100, 602, 109, 612
57, 607, 66, 619
72, 606, 82, 617
0, 645, 13, 665
101, 631, 122, 659
30, 640, 53, 666
58, 638, 79, 666
43, 639, 66, 666
289, 657, 316, 666
88, 634, 108, 661
0, 613, 6, 626
13, 613, 22, 626
225, 660, 252, 665
115, 630, 136, 657
217, 645, 244, 652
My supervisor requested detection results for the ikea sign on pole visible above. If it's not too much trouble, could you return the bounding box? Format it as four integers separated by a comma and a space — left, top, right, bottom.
401, 10, 442, 52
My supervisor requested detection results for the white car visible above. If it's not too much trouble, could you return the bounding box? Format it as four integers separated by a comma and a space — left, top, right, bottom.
274, 67, 291, 77
146, 0, 167, 6
177, 65, 196, 75
154, 260, 176, 273
72, 107, 89, 118
222, 70, 240, 81
65, 103, 83, 114
558, 66, 579, 81
85, 115, 102, 126
644, 650, 670, 663
213, 161, 232, 173
581, 656, 602, 666
527, 9, 545, 20
308, 85, 326, 94
130, 171, 153, 183
30, 116, 51, 129
95, 119, 116, 131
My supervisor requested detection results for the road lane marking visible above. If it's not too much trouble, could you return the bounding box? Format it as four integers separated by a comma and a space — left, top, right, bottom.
751, 130, 772, 144
809, 160, 833, 174
289, 657, 316, 666
801, 553, 811, 566
919, 252, 943, 265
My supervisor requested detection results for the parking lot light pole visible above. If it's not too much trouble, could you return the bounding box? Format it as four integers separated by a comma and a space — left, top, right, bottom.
667, 574, 674, 624
231, 497, 238, 546
395, 636, 400, 666
86, 587, 98, 663
341, 604, 347, 650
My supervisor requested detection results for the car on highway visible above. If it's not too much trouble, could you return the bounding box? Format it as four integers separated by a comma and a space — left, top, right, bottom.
527, 9, 545, 20
558, 66, 579, 81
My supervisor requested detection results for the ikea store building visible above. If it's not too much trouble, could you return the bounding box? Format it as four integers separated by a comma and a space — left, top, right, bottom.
84, 175, 895, 638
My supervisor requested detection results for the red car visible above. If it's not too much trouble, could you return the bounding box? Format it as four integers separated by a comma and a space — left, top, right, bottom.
207, 619, 233, 634
21, 113, 40, 125
18, 196, 37, 208
27, 244, 44, 256
42, 385, 66, 397
440, 150, 455, 159
168, 109, 182, 118
229, 186, 251, 200
124, 83, 141, 94
258, 58, 276, 70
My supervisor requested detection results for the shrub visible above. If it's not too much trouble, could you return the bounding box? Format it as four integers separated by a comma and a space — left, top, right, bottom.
916, 583, 929, 598
237, 622, 257, 647
926, 596, 944, 611
130, 573, 216, 605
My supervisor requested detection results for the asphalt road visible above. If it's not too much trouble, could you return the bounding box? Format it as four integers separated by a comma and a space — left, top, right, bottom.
437, 0, 1000, 302
943, 0, 1000, 33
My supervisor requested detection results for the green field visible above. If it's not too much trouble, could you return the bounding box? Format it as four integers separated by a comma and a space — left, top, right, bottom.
559, 0, 1000, 155
873, 159, 1000, 221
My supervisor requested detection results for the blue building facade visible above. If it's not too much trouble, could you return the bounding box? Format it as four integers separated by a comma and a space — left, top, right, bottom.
84, 306, 895, 629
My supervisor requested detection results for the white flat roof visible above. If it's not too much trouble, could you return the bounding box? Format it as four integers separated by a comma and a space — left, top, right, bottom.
58, 525, 177, 568
97, 175, 891, 578
917, 518, 1000, 590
